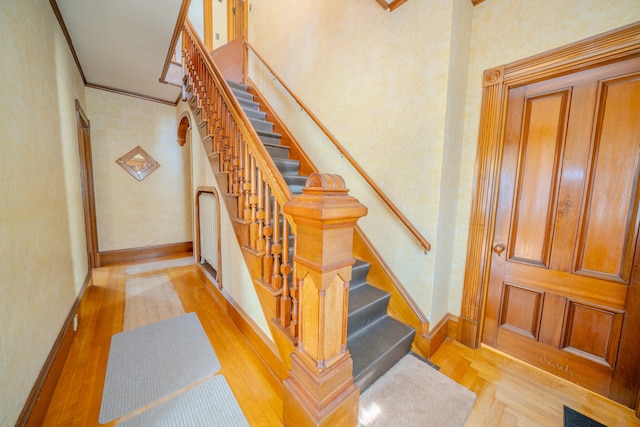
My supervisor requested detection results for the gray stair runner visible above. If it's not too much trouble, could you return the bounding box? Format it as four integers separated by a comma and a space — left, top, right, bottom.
227, 80, 415, 392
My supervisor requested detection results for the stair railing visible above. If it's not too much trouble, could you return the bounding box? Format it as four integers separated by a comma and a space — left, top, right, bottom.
182, 20, 299, 340
243, 39, 431, 253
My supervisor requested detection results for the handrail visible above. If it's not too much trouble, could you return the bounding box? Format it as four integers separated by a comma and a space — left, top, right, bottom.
243, 39, 431, 253
160, 0, 192, 84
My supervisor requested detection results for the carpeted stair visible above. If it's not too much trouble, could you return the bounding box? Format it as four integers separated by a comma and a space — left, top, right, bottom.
227, 80, 415, 392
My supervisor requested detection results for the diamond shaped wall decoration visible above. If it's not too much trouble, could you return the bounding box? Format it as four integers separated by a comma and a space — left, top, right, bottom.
116, 146, 160, 181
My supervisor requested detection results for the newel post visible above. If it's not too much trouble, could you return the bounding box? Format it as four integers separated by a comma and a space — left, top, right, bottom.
282, 173, 367, 427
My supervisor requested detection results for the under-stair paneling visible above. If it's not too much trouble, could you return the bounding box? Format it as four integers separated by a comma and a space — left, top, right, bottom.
177, 101, 274, 343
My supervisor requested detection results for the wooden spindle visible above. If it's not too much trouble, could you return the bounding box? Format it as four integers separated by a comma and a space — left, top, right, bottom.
290, 256, 298, 338
262, 184, 273, 285
280, 218, 291, 328
237, 140, 246, 217
271, 199, 282, 291
256, 168, 265, 252
249, 155, 258, 249
242, 144, 251, 220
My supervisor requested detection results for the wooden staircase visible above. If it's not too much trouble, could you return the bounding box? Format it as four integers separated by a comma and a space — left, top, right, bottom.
226, 81, 416, 392
181, 20, 435, 424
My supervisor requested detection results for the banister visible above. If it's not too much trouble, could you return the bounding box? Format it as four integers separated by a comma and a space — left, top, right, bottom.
184, 20, 293, 209
159, 0, 191, 84
243, 39, 431, 253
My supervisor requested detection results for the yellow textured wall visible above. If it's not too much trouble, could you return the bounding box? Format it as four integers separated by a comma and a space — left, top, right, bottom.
450, 1, 640, 315
249, 0, 462, 322
176, 102, 272, 340
0, 0, 88, 424
87, 88, 192, 252
212, 0, 228, 49
248, 0, 640, 325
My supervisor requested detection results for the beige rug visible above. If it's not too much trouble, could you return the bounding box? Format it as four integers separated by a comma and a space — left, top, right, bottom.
123, 274, 185, 331
359, 354, 476, 427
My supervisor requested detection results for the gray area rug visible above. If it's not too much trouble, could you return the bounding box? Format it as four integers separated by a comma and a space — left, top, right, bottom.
359, 354, 477, 427
99, 312, 221, 423
116, 375, 249, 427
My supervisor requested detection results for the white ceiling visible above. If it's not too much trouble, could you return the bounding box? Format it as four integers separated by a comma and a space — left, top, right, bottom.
56, 0, 184, 103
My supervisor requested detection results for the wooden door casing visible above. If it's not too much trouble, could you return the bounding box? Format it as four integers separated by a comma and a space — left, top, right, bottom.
484, 59, 640, 398
459, 22, 640, 409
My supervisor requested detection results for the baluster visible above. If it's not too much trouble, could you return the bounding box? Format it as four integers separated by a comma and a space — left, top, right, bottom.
280, 218, 291, 329
249, 155, 259, 249
262, 184, 273, 285
223, 108, 232, 172
242, 143, 251, 220
256, 168, 265, 252
271, 199, 282, 291
290, 274, 299, 338
228, 123, 238, 194
232, 132, 242, 195
237, 140, 246, 217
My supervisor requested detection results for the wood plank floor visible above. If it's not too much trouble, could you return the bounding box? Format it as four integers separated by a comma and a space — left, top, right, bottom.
39, 258, 640, 426
41, 257, 283, 426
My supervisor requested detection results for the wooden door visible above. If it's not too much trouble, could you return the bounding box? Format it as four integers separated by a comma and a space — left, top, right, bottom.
483, 56, 640, 401
75, 100, 100, 269
233, 0, 245, 40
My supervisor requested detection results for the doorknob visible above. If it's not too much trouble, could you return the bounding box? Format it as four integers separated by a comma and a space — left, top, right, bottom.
493, 243, 506, 257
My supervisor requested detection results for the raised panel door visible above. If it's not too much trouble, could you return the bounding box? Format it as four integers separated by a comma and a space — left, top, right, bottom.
483, 57, 640, 398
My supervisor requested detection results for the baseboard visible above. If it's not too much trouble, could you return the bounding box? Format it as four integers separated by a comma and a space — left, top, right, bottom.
17, 272, 92, 427
98, 241, 193, 266
194, 264, 287, 384
412, 313, 460, 360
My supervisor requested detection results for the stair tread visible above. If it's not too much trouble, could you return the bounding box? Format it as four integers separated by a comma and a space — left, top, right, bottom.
238, 97, 261, 110
351, 259, 370, 289
347, 316, 415, 387
231, 87, 254, 101
348, 284, 389, 313
256, 129, 281, 139
226, 80, 248, 91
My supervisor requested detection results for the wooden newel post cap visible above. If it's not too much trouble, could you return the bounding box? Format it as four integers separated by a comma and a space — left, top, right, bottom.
283, 173, 368, 226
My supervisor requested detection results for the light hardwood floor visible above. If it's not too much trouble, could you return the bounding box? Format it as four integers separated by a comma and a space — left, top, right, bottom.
40, 258, 640, 426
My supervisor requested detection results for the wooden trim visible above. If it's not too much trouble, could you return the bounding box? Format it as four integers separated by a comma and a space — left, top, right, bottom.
195, 187, 222, 287
227, 0, 235, 42
388, 0, 408, 11
245, 40, 431, 252
194, 264, 287, 382
85, 83, 177, 106
17, 273, 92, 427
159, 0, 192, 84
373, 0, 408, 11
459, 22, 640, 350
410, 313, 459, 360
98, 241, 193, 266
75, 100, 100, 269
177, 114, 191, 146
203, 0, 213, 51
49, 0, 86, 84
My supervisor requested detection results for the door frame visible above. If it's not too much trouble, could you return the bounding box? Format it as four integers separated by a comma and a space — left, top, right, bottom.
75, 100, 100, 269
459, 22, 640, 408
458, 23, 640, 415
460, 21, 640, 348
